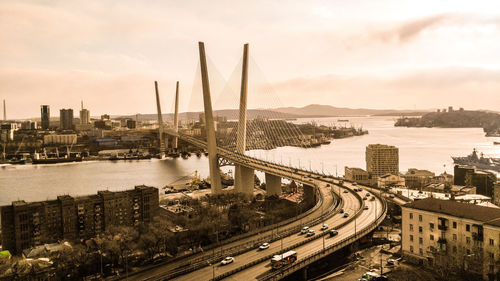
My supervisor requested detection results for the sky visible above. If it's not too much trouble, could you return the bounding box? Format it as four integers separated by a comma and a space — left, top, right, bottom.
1, 0, 500, 119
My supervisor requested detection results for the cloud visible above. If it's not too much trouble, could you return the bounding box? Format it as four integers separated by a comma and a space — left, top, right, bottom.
267, 67, 500, 110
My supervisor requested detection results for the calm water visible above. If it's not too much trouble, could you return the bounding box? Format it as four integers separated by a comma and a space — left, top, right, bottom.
1, 116, 499, 205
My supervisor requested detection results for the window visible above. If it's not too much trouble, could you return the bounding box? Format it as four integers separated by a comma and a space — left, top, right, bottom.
453, 234, 457, 241
410, 235, 414, 242
466, 237, 471, 244
490, 239, 494, 246
466, 224, 470, 232
410, 213, 413, 219
430, 234, 434, 241
489, 252, 494, 259
430, 223, 434, 230
419, 226, 423, 233
467, 249, 471, 255
419, 215, 422, 222
419, 248, 423, 255
453, 221, 457, 229
410, 224, 413, 231
453, 246, 457, 253
490, 265, 495, 272
410, 245, 414, 253
419, 237, 423, 244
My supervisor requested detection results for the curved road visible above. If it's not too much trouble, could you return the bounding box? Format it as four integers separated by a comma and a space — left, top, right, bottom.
173, 181, 382, 281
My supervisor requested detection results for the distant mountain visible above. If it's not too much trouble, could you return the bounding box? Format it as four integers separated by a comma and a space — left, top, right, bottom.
117, 109, 324, 122
273, 104, 432, 117
116, 104, 430, 121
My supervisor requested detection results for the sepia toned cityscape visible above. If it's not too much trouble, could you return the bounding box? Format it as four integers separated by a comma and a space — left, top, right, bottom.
2, 1, 500, 281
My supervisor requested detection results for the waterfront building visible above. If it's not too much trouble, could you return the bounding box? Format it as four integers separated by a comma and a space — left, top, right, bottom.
1, 185, 159, 255
20, 120, 37, 130
366, 144, 399, 179
40, 105, 50, 130
404, 169, 435, 189
455, 165, 498, 198
79, 108, 90, 125
344, 167, 370, 185
454, 165, 476, 186
59, 108, 74, 130
377, 173, 405, 188
43, 134, 77, 145
402, 198, 500, 280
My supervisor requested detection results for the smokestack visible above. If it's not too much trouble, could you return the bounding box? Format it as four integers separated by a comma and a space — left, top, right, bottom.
3, 100, 5, 121
81, 100, 84, 110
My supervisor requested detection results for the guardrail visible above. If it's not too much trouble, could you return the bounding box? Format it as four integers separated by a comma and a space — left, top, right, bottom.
257, 190, 388, 281
208, 184, 367, 281
143, 181, 342, 280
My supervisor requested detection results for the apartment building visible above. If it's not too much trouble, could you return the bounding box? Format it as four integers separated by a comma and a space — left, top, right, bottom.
366, 144, 399, 178
1, 185, 158, 255
402, 198, 500, 280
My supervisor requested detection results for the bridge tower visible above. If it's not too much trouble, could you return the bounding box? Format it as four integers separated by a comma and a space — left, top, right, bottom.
235, 43, 255, 196
173, 81, 180, 150
198, 42, 222, 194
155, 81, 167, 155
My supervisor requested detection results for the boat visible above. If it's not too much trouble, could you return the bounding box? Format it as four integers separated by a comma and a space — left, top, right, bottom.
451, 149, 500, 172
337, 119, 349, 122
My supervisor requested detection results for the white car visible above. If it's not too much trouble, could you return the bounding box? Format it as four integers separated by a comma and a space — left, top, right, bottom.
364, 205, 369, 210
259, 243, 270, 250
221, 257, 234, 265
321, 224, 329, 230
301, 226, 310, 234
306, 229, 315, 237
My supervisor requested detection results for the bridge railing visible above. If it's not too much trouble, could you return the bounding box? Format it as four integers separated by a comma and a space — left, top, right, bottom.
257, 190, 388, 281
151, 184, 342, 281
208, 184, 367, 281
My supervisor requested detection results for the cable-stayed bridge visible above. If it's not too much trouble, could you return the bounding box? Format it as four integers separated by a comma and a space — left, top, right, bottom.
126, 42, 388, 281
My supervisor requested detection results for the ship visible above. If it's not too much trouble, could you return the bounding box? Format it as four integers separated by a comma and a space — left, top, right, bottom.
451, 149, 500, 172
32, 147, 83, 165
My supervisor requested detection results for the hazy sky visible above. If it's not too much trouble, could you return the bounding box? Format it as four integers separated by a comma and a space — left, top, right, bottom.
1, 0, 500, 119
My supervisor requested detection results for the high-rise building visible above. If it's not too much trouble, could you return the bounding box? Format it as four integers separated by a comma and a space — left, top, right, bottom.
41, 105, 50, 129
59, 108, 74, 130
79, 101, 90, 125
1, 185, 159, 254
366, 144, 399, 178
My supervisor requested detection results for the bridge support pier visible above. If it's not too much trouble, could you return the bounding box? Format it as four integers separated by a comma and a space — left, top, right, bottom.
303, 184, 316, 206
198, 42, 222, 194
235, 165, 254, 196
303, 266, 308, 281
265, 173, 281, 196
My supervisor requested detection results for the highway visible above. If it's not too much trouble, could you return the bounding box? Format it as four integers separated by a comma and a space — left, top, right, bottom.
129, 171, 337, 281
129, 132, 385, 281
172, 181, 383, 281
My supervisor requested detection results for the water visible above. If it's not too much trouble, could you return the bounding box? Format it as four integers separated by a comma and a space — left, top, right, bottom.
1, 116, 499, 206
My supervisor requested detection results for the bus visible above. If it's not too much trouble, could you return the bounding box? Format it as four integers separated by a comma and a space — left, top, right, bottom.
271, 251, 297, 269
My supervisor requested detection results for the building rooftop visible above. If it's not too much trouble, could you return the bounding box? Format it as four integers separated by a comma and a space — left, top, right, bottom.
404, 198, 500, 227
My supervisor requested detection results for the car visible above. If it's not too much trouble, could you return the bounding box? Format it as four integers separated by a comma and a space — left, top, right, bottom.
363, 196, 368, 200
364, 205, 369, 210
306, 229, 315, 237
340, 208, 344, 213
343, 189, 349, 193
389, 194, 395, 198
301, 226, 310, 234
352, 182, 358, 186
365, 193, 370, 197
326, 184, 331, 187
358, 187, 363, 191
343, 212, 349, 218
356, 188, 362, 192
370, 196, 376, 201
387, 258, 396, 265
329, 229, 338, 237
221, 257, 234, 265
259, 243, 270, 250
321, 224, 329, 230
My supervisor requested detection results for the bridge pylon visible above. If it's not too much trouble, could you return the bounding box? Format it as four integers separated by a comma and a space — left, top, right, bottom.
198, 42, 222, 194
155, 81, 167, 155
235, 43, 255, 196
173, 81, 180, 150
